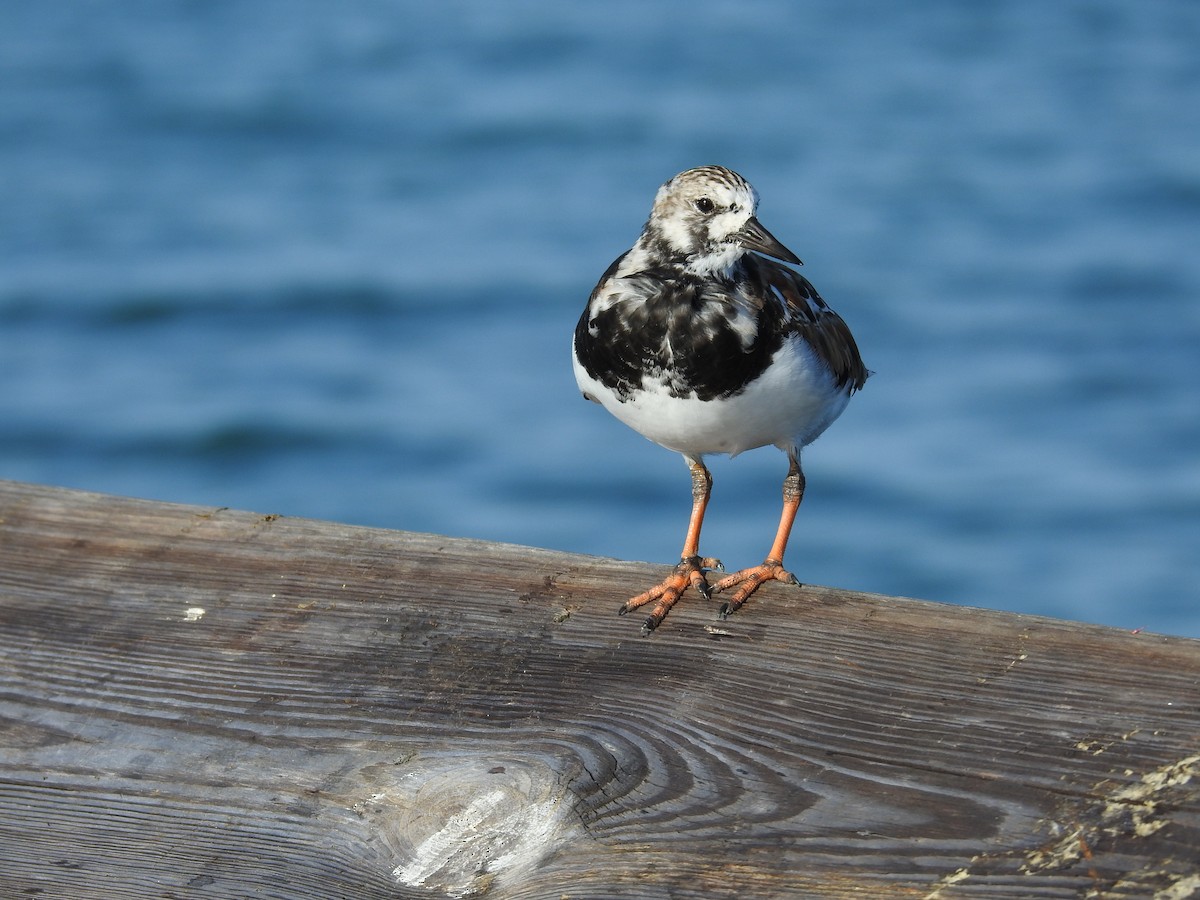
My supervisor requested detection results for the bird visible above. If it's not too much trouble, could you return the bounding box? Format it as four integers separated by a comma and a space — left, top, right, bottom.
572, 165, 868, 634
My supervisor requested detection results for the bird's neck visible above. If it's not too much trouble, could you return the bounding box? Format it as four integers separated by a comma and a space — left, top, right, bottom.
684, 244, 745, 278
631, 232, 747, 281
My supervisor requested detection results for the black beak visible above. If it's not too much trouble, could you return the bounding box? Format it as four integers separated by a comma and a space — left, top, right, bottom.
737, 216, 802, 265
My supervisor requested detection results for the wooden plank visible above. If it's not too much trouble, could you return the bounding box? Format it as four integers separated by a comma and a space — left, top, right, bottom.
0, 478, 1197, 899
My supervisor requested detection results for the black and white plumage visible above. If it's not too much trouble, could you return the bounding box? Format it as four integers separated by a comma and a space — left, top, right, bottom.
573, 165, 868, 634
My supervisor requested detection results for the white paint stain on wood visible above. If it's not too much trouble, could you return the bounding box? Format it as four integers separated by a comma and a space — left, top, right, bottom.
352, 757, 580, 898
393, 789, 566, 896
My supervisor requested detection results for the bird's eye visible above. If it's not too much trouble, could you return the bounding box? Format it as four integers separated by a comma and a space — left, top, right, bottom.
694, 197, 715, 214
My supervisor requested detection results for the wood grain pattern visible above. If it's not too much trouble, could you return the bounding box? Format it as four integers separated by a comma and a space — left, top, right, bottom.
0, 479, 1197, 898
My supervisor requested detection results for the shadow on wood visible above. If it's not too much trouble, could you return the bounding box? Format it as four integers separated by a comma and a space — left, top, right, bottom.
0, 480, 1197, 898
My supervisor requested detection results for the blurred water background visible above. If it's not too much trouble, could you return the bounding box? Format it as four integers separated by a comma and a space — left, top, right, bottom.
2, 2, 1198, 637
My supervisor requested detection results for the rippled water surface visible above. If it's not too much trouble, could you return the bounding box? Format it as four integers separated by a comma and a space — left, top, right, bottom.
3, 2, 1198, 636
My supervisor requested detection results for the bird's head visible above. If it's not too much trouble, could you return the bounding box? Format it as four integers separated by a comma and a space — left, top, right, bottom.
643, 165, 802, 276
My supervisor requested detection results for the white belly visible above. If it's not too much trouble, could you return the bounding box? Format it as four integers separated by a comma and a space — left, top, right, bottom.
573, 334, 851, 458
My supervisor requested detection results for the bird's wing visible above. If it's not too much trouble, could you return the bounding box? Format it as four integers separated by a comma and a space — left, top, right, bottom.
758, 262, 870, 392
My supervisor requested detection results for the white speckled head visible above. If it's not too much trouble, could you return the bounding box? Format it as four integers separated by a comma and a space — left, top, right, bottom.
643, 166, 799, 275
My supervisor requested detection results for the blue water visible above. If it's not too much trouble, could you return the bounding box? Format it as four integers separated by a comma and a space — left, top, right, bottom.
3, 2, 1198, 637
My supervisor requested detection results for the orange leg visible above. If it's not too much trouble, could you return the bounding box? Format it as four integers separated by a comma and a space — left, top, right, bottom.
712, 452, 804, 617
619, 458, 723, 634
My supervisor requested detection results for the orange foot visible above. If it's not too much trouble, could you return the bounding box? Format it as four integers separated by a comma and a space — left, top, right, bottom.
619, 555, 724, 635
711, 559, 799, 618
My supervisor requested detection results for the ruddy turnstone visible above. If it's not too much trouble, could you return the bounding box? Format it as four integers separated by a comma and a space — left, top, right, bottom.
573, 165, 868, 634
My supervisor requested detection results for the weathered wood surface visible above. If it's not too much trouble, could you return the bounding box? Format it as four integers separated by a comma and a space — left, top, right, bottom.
0, 479, 1197, 899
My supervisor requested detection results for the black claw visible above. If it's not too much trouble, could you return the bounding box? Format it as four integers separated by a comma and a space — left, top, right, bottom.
617, 604, 630, 617
697, 581, 712, 601
718, 602, 733, 620
641, 616, 659, 636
